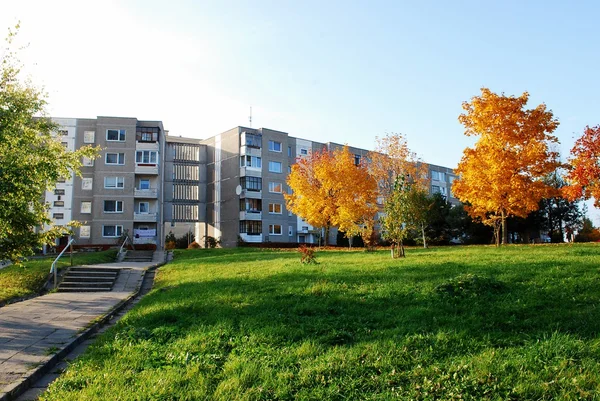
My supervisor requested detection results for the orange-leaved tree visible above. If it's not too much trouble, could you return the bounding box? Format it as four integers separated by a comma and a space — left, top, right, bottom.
368, 133, 428, 198
563, 125, 600, 206
285, 146, 377, 246
453, 88, 560, 246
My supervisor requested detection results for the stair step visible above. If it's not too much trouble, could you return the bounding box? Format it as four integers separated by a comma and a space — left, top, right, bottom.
61, 276, 115, 282
59, 281, 112, 288
58, 287, 113, 292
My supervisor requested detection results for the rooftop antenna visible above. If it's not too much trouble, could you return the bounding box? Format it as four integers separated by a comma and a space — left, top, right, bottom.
249, 106, 252, 127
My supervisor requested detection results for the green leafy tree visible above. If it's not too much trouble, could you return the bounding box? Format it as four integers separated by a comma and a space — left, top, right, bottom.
0, 25, 98, 262
381, 176, 410, 258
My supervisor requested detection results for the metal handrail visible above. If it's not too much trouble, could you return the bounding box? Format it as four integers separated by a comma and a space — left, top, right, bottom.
118, 232, 135, 258
50, 238, 75, 289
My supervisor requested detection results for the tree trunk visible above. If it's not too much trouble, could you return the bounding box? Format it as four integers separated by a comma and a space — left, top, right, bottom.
421, 223, 427, 249
501, 210, 508, 245
349, 235, 353, 249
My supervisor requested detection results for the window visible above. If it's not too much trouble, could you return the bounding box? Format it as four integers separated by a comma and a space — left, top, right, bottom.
82, 178, 93, 190
136, 151, 158, 165
431, 185, 447, 196
80, 225, 91, 238
81, 201, 92, 214
269, 161, 282, 173
106, 153, 125, 165
54, 189, 65, 195
56, 177, 66, 183
289, 226, 293, 236
103, 200, 123, 213
240, 155, 262, 169
103, 225, 123, 237
53, 213, 64, 219
54, 201, 65, 207
139, 179, 150, 190
269, 182, 282, 193
104, 177, 124, 189
269, 224, 282, 235
269, 203, 282, 214
300, 148, 308, 155
288, 146, 292, 157
354, 154, 361, 166
269, 140, 282, 152
244, 133, 262, 149
240, 176, 262, 192
83, 131, 95, 143
240, 198, 262, 213
431, 171, 445, 181
136, 126, 159, 142
61, 142, 68, 148
82, 157, 94, 167
58, 129, 68, 136
138, 202, 149, 213
288, 166, 292, 174
106, 129, 126, 141
239, 221, 262, 235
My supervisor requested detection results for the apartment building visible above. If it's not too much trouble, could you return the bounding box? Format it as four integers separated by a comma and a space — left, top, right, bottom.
46, 117, 166, 249
201, 126, 460, 247
46, 119, 458, 249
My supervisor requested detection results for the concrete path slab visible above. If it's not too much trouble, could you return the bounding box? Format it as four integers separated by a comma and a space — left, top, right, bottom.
0, 251, 165, 401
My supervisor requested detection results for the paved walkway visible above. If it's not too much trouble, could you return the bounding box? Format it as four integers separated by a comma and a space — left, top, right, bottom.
0, 252, 165, 401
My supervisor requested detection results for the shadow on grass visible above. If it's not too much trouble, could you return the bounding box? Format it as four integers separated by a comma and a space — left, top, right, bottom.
120, 264, 600, 353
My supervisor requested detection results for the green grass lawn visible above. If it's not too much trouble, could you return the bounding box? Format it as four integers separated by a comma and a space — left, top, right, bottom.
42, 245, 600, 400
0, 250, 117, 305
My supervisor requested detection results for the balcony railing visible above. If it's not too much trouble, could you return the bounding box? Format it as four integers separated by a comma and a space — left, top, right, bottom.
133, 236, 157, 245
135, 164, 159, 175
134, 188, 158, 198
239, 211, 262, 221
136, 141, 159, 151
134, 212, 158, 222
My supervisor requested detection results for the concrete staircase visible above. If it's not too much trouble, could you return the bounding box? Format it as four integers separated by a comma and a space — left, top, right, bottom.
123, 250, 154, 262
57, 266, 120, 292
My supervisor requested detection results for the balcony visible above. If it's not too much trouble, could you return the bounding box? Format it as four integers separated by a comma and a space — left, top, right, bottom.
239, 233, 263, 243
136, 141, 159, 151
135, 164, 159, 175
134, 188, 158, 198
240, 146, 261, 157
240, 167, 262, 177
239, 189, 261, 199
239, 211, 262, 221
134, 212, 158, 222
133, 236, 156, 245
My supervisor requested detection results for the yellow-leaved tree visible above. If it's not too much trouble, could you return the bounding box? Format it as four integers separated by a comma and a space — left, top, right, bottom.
285, 146, 377, 246
453, 88, 560, 245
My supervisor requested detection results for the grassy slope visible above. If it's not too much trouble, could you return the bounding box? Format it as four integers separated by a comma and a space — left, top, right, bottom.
0, 250, 117, 304
42, 245, 600, 400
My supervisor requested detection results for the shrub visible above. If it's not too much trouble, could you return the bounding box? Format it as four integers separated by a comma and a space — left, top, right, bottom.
187, 241, 200, 249
298, 245, 317, 264
165, 241, 176, 250
435, 273, 505, 298
203, 236, 221, 248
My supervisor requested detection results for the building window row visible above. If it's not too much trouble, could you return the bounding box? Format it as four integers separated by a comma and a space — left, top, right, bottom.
269, 161, 282, 173
103, 225, 123, 238
136, 126, 159, 142
241, 176, 262, 192
269, 182, 282, 193
240, 220, 262, 235
240, 155, 262, 169
106, 129, 126, 142
136, 151, 158, 165
240, 198, 261, 213
104, 200, 123, 213
105, 177, 124, 189
106, 153, 125, 165
173, 143, 200, 161
268, 203, 282, 214
268, 140, 282, 152
173, 184, 199, 201
172, 204, 199, 221
173, 164, 199, 181
244, 133, 262, 149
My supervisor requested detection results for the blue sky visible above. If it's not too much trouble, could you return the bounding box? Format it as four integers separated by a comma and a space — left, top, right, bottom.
2, 1, 600, 170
